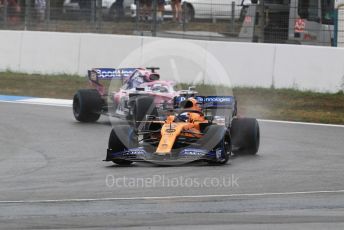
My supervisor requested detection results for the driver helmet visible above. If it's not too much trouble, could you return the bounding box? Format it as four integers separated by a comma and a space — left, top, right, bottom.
183, 97, 201, 111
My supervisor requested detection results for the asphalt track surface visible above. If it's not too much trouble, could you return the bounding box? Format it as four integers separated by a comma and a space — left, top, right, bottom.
0, 102, 344, 229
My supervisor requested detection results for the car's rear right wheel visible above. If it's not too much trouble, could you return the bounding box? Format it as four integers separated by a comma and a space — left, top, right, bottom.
230, 118, 260, 155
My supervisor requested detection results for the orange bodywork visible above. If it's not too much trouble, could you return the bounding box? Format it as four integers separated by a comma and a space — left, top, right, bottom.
156, 113, 208, 154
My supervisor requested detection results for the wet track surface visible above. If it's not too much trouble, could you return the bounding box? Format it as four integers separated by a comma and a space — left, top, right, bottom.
0, 102, 344, 229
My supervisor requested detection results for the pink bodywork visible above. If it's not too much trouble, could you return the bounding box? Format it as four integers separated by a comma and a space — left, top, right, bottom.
113, 80, 179, 106
88, 68, 180, 108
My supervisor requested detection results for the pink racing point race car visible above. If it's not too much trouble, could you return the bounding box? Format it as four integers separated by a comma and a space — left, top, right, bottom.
72, 67, 192, 127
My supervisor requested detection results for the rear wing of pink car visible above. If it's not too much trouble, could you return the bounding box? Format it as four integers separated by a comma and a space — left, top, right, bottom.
88, 68, 136, 82
87, 68, 137, 96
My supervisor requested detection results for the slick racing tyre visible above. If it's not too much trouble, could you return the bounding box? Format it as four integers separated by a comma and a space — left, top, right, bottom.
230, 118, 260, 155
108, 125, 138, 166
133, 96, 158, 130
73, 89, 102, 122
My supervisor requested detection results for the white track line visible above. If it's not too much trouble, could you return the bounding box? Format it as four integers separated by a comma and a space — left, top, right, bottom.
258, 119, 344, 128
1, 189, 344, 204
0, 99, 72, 107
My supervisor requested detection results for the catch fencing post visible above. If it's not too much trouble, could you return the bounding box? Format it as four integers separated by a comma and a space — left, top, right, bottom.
91, 0, 96, 24
46, 0, 50, 29
182, 3, 186, 32
24, 0, 30, 30
96, 0, 102, 32
231, 1, 235, 33
334, 9, 338, 47
3, 0, 8, 28
135, 0, 140, 32
152, 0, 157, 36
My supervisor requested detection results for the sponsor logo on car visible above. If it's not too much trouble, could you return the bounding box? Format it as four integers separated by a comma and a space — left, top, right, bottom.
129, 148, 146, 155
180, 148, 208, 156
175, 96, 233, 105
93, 68, 136, 79
204, 96, 232, 103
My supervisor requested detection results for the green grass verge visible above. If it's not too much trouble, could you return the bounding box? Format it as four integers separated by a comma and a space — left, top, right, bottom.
1, 71, 343, 125
0, 71, 89, 99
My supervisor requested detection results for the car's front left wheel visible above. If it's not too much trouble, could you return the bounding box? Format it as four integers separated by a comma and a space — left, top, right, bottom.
108, 125, 138, 166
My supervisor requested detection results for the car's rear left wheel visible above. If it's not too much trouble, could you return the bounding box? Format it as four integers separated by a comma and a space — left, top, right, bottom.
73, 89, 102, 122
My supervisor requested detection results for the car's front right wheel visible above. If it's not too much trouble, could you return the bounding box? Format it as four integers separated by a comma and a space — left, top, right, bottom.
198, 125, 231, 165
211, 129, 231, 165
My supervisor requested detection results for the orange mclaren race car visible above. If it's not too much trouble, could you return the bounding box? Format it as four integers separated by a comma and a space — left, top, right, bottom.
105, 95, 260, 166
